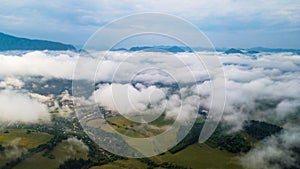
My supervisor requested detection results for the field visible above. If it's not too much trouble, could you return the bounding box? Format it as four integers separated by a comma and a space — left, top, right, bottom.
13, 139, 88, 169
13, 151, 59, 169
0, 129, 52, 149
0, 129, 53, 168
109, 115, 173, 134
90, 159, 147, 169
1, 119, 245, 169
87, 115, 173, 138
90, 143, 243, 169
2, 117, 282, 169
0, 129, 89, 169
88, 115, 243, 169
152, 143, 243, 169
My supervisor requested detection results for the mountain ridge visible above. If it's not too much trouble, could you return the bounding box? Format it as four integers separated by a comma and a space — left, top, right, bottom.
111, 45, 300, 54
0, 32, 76, 51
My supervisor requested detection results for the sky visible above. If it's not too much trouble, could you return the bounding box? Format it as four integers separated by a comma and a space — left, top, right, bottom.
0, 0, 299, 48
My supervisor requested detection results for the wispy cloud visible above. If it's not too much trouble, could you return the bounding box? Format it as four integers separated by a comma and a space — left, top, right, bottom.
0, 50, 300, 128
0, 89, 50, 123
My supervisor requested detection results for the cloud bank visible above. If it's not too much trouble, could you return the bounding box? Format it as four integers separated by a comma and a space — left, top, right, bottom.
0, 50, 300, 128
0, 89, 50, 123
240, 125, 300, 169
62, 137, 89, 160
0, 138, 27, 160
0, 50, 299, 167
0, 51, 77, 79
0, 77, 24, 89
93, 83, 201, 123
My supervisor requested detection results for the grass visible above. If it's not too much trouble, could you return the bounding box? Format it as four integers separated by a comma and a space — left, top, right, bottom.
90, 159, 147, 169
105, 115, 172, 138
0, 129, 52, 149
13, 139, 88, 169
90, 143, 244, 169
0, 129, 52, 168
52, 140, 89, 160
0, 122, 244, 169
149, 114, 174, 126
151, 143, 243, 169
13, 151, 59, 169
86, 115, 179, 157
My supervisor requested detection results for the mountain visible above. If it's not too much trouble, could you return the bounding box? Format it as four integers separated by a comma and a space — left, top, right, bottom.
0, 32, 76, 51
110, 48, 127, 51
224, 48, 260, 55
110, 46, 300, 54
224, 48, 244, 54
111, 46, 190, 53
249, 47, 300, 54
129, 46, 187, 53
224, 47, 300, 55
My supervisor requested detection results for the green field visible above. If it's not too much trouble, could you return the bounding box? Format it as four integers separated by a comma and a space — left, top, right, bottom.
13, 151, 59, 169
89, 116, 244, 169
151, 143, 243, 169
104, 115, 173, 138
0, 129, 88, 169
0, 129, 53, 168
90, 159, 148, 169
14, 139, 88, 169
0, 129, 52, 149
90, 143, 243, 169
1, 122, 245, 169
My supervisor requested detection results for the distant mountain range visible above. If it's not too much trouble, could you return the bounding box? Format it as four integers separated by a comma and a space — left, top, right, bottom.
248, 47, 300, 54
111, 46, 190, 53
111, 46, 300, 54
0, 32, 76, 51
1, 32, 299, 54
224, 48, 259, 54
224, 47, 300, 54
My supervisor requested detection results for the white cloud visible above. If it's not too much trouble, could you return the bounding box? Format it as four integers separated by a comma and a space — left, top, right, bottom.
240, 125, 300, 169
93, 83, 167, 122
0, 51, 77, 79
214, 52, 300, 130
0, 89, 50, 123
92, 83, 201, 124
0, 50, 300, 129
0, 77, 24, 89
0, 138, 27, 160
62, 137, 89, 160
275, 100, 300, 119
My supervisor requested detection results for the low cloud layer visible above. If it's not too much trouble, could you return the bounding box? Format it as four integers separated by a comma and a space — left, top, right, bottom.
0, 51, 208, 82
0, 77, 24, 89
62, 137, 89, 160
1, 51, 300, 128
93, 83, 200, 123
219, 53, 300, 130
240, 125, 300, 169
0, 89, 50, 123
0, 51, 77, 79
0, 138, 27, 160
